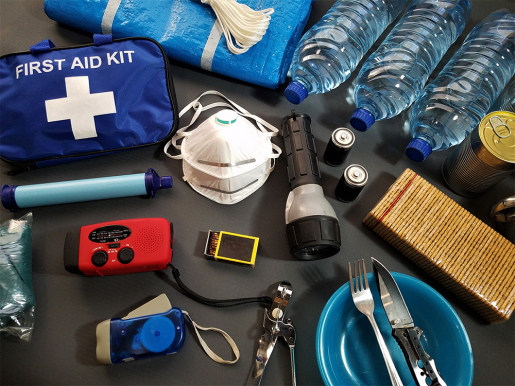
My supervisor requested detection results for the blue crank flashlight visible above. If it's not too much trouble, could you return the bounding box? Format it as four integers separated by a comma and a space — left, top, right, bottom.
96, 294, 186, 364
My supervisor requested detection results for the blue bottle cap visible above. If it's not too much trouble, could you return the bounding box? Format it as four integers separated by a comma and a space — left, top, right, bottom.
285, 82, 308, 104
1, 185, 19, 212
406, 138, 432, 162
140, 316, 176, 353
350, 109, 375, 132
145, 168, 173, 198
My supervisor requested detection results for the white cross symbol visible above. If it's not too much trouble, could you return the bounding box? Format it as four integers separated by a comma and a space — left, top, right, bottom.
45, 76, 116, 140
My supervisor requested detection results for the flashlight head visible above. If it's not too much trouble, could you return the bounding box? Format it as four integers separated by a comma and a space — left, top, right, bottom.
285, 185, 341, 260
286, 215, 341, 260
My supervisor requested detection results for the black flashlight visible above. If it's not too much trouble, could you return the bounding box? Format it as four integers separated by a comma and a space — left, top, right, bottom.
281, 111, 341, 260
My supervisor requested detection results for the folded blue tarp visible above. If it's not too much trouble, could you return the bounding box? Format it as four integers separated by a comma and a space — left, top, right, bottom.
44, 0, 315, 89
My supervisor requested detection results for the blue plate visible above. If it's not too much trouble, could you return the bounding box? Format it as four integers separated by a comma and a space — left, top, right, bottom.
316, 272, 473, 386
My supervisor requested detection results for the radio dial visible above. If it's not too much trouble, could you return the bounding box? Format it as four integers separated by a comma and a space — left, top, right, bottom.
92, 250, 108, 267
118, 248, 134, 264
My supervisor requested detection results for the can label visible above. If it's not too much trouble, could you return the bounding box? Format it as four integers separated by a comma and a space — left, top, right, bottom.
443, 135, 512, 196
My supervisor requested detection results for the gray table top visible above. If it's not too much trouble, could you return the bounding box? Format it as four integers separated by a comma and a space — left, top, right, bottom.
1, 1, 514, 385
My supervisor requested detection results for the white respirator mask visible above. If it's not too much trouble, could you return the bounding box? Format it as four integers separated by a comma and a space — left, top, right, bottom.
164, 91, 281, 205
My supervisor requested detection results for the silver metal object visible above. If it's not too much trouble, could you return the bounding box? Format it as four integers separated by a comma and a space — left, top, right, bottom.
200, 179, 258, 194
323, 128, 355, 166
197, 158, 256, 167
491, 196, 515, 223
349, 259, 403, 386
335, 164, 368, 202
332, 128, 355, 148
345, 165, 368, 186
490, 116, 512, 139
285, 184, 338, 224
372, 257, 447, 386
443, 112, 515, 197
254, 281, 296, 386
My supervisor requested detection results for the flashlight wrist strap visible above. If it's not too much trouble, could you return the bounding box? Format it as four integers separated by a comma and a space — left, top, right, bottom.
168, 264, 273, 307
183, 310, 240, 364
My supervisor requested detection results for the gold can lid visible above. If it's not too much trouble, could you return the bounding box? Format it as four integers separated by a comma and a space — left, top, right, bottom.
479, 111, 515, 163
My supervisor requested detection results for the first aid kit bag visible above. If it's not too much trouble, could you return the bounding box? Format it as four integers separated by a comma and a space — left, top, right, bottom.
0, 34, 178, 172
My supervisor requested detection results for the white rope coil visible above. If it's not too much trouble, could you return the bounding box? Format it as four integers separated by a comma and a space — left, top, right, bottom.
201, 0, 274, 55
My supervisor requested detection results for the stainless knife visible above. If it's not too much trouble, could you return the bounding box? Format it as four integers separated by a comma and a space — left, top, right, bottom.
371, 257, 447, 386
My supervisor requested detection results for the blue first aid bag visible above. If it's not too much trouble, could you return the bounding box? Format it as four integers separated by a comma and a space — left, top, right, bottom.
0, 35, 178, 171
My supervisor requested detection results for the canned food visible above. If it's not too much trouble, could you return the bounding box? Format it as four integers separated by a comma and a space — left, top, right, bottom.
323, 128, 355, 166
443, 111, 515, 197
335, 164, 368, 202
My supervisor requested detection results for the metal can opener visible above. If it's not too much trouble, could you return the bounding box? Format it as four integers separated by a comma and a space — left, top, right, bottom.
254, 281, 296, 386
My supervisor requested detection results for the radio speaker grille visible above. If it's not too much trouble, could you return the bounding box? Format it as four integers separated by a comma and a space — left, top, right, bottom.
135, 226, 164, 254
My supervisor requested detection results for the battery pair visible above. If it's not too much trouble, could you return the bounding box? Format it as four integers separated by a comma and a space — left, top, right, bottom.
323, 128, 368, 202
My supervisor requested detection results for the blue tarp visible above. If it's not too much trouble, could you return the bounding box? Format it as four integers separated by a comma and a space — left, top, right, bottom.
44, 0, 315, 89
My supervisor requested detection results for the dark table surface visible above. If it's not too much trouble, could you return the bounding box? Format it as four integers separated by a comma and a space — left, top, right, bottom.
1, 0, 514, 385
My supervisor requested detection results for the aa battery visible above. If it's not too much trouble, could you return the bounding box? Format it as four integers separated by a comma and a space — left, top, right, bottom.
443, 111, 515, 197
323, 128, 355, 166
335, 164, 368, 202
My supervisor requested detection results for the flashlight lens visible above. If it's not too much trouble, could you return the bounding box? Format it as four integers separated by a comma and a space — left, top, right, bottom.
294, 244, 340, 260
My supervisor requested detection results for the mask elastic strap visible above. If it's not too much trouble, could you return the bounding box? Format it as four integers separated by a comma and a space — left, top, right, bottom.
185, 91, 276, 131
270, 143, 282, 159
182, 91, 279, 135
163, 99, 205, 159
182, 310, 240, 365
164, 90, 279, 159
263, 143, 282, 175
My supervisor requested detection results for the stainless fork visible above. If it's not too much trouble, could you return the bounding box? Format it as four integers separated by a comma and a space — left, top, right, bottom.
349, 259, 404, 386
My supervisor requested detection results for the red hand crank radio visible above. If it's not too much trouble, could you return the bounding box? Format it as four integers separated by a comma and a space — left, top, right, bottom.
64, 218, 173, 276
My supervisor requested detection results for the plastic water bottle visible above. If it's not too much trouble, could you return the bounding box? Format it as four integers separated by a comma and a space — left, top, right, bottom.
350, 0, 472, 132
406, 10, 515, 162
490, 77, 515, 113
284, 0, 409, 105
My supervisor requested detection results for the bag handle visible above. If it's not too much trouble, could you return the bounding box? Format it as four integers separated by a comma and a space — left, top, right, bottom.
30, 34, 113, 54
93, 34, 114, 46
164, 91, 279, 160
30, 39, 55, 54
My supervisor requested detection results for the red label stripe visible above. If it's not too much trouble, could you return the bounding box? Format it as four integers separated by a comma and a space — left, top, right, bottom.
372, 173, 418, 230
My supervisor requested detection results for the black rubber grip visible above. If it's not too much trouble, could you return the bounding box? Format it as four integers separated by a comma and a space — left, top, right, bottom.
281, 111, 321, 190
286, 215, 341, 260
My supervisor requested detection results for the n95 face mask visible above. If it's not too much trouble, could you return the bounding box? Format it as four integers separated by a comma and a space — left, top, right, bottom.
164, 91, 281, 205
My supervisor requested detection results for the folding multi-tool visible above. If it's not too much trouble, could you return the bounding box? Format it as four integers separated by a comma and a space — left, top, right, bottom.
254, 281, 296, 386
